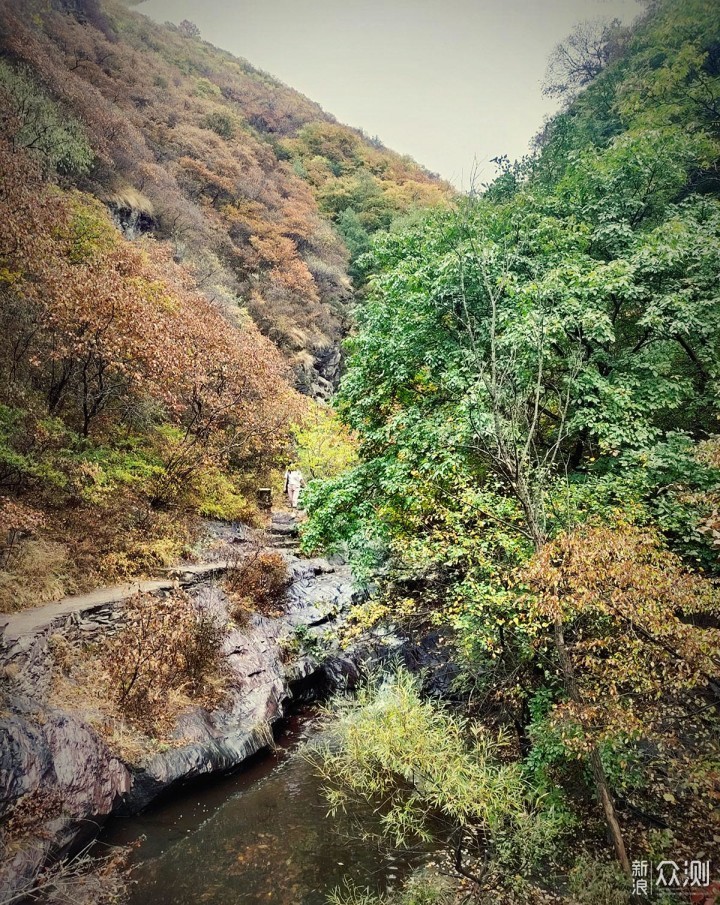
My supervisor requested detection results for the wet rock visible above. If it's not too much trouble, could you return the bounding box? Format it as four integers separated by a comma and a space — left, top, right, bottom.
401, 630, 461, 700
125, 723, 275, 812
0, 711, 131, 900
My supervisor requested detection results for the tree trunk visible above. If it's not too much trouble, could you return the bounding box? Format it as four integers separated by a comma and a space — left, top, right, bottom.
553, 616, 631, 876
522, 494, 631, 877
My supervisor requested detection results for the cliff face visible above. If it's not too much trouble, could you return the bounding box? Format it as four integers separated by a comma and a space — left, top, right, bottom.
0, 0, 452, 392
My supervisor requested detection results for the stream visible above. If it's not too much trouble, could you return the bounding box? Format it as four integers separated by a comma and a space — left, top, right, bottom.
100, 712, 426, 905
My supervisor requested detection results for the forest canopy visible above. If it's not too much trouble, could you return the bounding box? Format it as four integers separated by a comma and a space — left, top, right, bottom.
0, 0, 450, 603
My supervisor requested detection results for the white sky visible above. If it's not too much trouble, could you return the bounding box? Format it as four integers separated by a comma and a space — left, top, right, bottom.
138, 0, 644, 187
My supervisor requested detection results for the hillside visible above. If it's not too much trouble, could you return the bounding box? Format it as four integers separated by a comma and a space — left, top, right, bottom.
0, 0, 451, 388
0, 0, 451, 605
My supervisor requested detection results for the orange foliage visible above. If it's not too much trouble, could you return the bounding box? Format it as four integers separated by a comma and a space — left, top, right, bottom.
522, 523, 720, 744
0, 0, 450, 363
0, 134, 303, 460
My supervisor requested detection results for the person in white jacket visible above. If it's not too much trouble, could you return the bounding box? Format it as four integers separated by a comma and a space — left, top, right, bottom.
283, 468, 305, 509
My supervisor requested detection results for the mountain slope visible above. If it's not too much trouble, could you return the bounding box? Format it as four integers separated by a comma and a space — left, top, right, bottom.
0, 0, 452, 389
0, 0, 451, 603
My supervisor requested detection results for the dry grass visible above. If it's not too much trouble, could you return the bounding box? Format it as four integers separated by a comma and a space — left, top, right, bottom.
0, 504, 196, 613
0, 538, 71, 613
49, 637, 166, 765
62, 504, 195, 590
106, 185, 155, 216
20, 843, 135, 905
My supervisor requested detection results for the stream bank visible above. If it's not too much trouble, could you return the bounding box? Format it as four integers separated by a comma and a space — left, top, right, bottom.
0, 513, 402, 903
102, 710, 428, 905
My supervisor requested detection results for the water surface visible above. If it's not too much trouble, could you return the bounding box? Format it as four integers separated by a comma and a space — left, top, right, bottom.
101, 716, 422, 905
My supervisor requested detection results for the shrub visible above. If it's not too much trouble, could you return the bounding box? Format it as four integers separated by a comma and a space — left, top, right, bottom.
202, 111, 235, 139
104, 591, 224, 731
327, 873, 453, 905
0, 60, 93, 176
0, 496, 46, 568
313, 670, 573, 879
2, 788, 63, 841
191, 467, 251, 522
568, 856, 632, 905
225, 548, 289, 618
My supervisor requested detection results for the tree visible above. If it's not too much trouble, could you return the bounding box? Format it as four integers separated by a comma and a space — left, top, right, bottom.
543, 19, 625, 101
177, 19, 201, 40
445, 213, 631, 872
302, 6, 720, 866
0, 60, 93, 176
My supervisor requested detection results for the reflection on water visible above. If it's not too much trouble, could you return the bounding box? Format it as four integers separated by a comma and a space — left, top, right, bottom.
101, 717, 422, 905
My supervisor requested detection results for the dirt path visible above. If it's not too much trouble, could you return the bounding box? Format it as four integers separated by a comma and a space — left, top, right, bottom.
0, 511, 300, 648
0, 562, 238, 646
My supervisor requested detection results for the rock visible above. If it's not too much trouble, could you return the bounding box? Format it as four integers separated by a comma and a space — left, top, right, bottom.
108, 199, 156, 240
0, 712, 131, 900
401, 630, 462, 700
43, 715, 131, 817
0, 523, 399, 901
314, 343, 343, 388
125, 723, 274, 812
294, 342, 344, 401
271, 512, 295, 525
0, 717, 49, 821
0, 713, 131, 820
269, 523, 299, 537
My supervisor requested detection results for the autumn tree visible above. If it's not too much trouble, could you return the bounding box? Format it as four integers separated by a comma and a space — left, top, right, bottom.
177, 19, 201, 40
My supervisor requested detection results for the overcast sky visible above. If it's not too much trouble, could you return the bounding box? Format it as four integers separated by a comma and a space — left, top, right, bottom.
139, 0, 643, 187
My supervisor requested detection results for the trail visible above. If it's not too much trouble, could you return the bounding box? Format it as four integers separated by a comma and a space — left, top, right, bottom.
0, 511, 301, 647
0, 509, 385, 903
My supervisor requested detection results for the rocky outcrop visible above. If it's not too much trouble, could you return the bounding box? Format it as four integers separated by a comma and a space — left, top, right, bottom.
106, 190, 157, 241
312, 343, 343, 401
1, 713, 131, 897
0, 516, 396, 902
121, 555, 368, 812
294, 342, 344, 402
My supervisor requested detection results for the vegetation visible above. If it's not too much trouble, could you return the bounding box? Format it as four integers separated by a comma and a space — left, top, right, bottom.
0, 131, 300, 601
225, 547, 290, 619
327, 873, 454, 905
2, 0, 720, 899
314, 671, 573, 877
0, 0, 448, 603
105, 591, 224, 731
304, 0, 720, 894
49, 590, 225, 747
291, 406, 358, 481
0, 0, 451, 367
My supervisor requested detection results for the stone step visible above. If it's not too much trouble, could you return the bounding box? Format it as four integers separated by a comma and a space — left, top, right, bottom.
271, 512, 296, 525
270, 538, 301, 550
269, 524, 299, 537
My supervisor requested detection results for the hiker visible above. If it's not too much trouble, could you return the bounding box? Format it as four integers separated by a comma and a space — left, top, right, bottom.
283, 468, 305, 509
